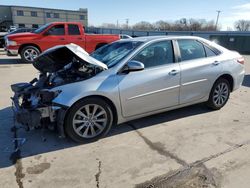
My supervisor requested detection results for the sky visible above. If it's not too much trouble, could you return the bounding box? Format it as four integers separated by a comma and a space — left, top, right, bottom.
1, 0, 250, 30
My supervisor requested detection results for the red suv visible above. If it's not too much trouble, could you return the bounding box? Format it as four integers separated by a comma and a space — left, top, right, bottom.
5, 22, 120, 63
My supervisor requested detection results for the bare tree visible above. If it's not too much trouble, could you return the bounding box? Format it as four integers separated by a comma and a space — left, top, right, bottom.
101, 23, 117, 28
97, 18, 218, 31
234, 20, 250, 31
132, 21, 154, 30
154, 20, 171, 31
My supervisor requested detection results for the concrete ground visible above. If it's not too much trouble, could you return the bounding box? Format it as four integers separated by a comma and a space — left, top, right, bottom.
0, 53, 249, 188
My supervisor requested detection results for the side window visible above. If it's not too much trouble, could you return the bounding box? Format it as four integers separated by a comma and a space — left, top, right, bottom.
204, 45, 217, 57
68, 24, 80, 35
132, 41, 174, 68
178, 39, 205, 61
47, 25, 65, 36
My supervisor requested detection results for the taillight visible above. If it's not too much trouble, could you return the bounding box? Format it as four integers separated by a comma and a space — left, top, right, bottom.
237, 57, 245, 65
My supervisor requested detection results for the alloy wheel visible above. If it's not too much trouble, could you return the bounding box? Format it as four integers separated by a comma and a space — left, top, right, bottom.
23, 48, 39, 61
72, 104, 108, 138
212, 82, 229, 107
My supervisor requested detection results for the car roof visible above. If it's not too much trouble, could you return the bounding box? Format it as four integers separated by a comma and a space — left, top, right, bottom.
125, 35, 204, 42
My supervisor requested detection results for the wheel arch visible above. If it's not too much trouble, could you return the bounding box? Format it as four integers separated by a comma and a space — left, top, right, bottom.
215, 74, 234, 92
64, 95, 118, 126
18, 43, 42, 54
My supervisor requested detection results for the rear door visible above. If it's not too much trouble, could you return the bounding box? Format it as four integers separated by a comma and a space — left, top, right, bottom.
177, 39, 222, 104
39, 24, 67, 51
118, 40, 181, 117
65, 24, 86, 49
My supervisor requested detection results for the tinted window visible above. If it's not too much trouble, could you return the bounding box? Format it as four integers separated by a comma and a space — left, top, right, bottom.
132, 41, 174, 68
178, 39, 205, 61
204, 45, 217, 57
47, 25, 65, 35
68, 24, 80, 35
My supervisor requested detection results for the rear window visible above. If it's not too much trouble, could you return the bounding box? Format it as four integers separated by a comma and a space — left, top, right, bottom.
68, 24, 80, 35
204, 45, 217, 57
178, 39, 206, 61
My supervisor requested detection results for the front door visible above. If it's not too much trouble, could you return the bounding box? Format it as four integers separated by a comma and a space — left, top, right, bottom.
118, 40, 181, 117
39, 24, 68, 51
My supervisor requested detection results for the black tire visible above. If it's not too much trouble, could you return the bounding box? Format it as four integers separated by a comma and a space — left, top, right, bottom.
20, 46, 40, 63
65, 98, 114, 143
206, 78, 230, 110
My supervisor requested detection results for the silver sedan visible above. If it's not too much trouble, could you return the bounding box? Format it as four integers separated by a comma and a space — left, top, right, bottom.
11, 36, 245, 143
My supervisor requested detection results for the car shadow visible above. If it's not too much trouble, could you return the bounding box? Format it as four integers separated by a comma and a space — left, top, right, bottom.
0, 103, 212, 168
242, 74, 250, 87
0, 57, 23, 65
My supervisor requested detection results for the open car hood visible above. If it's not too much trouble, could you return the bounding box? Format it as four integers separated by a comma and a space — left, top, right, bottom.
33, 43, 108, 73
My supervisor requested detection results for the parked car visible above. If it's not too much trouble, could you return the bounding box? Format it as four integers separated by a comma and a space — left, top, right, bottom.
5, 22, 120, 63
8, 26, 17, 33
0, 28, 36, 48
11, 36, 245, 143
120, 34, 132, 39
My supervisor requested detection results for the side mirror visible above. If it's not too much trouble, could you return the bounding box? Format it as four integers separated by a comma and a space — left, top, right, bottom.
121, 60, 144, 74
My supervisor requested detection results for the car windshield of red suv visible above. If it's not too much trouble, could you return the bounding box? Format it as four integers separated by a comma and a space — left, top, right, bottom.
33, 23, 52, 34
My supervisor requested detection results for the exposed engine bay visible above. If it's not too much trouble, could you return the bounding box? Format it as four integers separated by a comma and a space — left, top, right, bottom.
11, 44, 107, 135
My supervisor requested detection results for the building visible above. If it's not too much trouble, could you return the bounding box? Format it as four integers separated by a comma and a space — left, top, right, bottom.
0, 5, 88, 31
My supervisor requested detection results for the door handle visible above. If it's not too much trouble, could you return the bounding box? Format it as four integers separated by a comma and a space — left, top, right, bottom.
59, 38, 65, 40
212, 61, 220, 66
77, 37, 82, 40
169, 70, 179, 76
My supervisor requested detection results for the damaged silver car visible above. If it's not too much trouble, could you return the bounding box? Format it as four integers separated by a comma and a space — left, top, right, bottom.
11, 36, 245, 143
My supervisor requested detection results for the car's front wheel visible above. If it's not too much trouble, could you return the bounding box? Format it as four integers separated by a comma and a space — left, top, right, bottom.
65, 98, 114, 143
206, 78, 230, 110
20, 46, 40, 63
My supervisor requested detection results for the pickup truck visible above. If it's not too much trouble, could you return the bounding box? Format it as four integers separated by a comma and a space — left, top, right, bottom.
5, 22, 120, 63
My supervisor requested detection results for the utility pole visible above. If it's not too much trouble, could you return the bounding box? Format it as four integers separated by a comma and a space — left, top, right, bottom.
116, 20, 119, 28
125, 18, 129, 29
215, 10, 221, 30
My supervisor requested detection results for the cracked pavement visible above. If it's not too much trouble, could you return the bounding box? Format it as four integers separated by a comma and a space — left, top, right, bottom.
0, 54, 250, 188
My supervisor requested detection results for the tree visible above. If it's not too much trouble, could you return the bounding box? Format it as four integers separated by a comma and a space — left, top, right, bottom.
234, 20, 250, 31
101, 23, 117, 28
132, 21, 154, 30
154, 20, 171, 31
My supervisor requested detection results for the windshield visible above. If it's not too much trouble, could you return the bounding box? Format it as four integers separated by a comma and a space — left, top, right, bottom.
33, 23, 51, 34
91, 41, 143, 68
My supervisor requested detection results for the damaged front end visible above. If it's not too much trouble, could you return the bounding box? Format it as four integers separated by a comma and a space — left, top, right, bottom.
11, 44, 107, 137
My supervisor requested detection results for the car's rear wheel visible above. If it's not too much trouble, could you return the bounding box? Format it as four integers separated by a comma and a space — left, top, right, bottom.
20, 46, 40, 63
65, 98, 113, 143
206, 78, 230, 110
